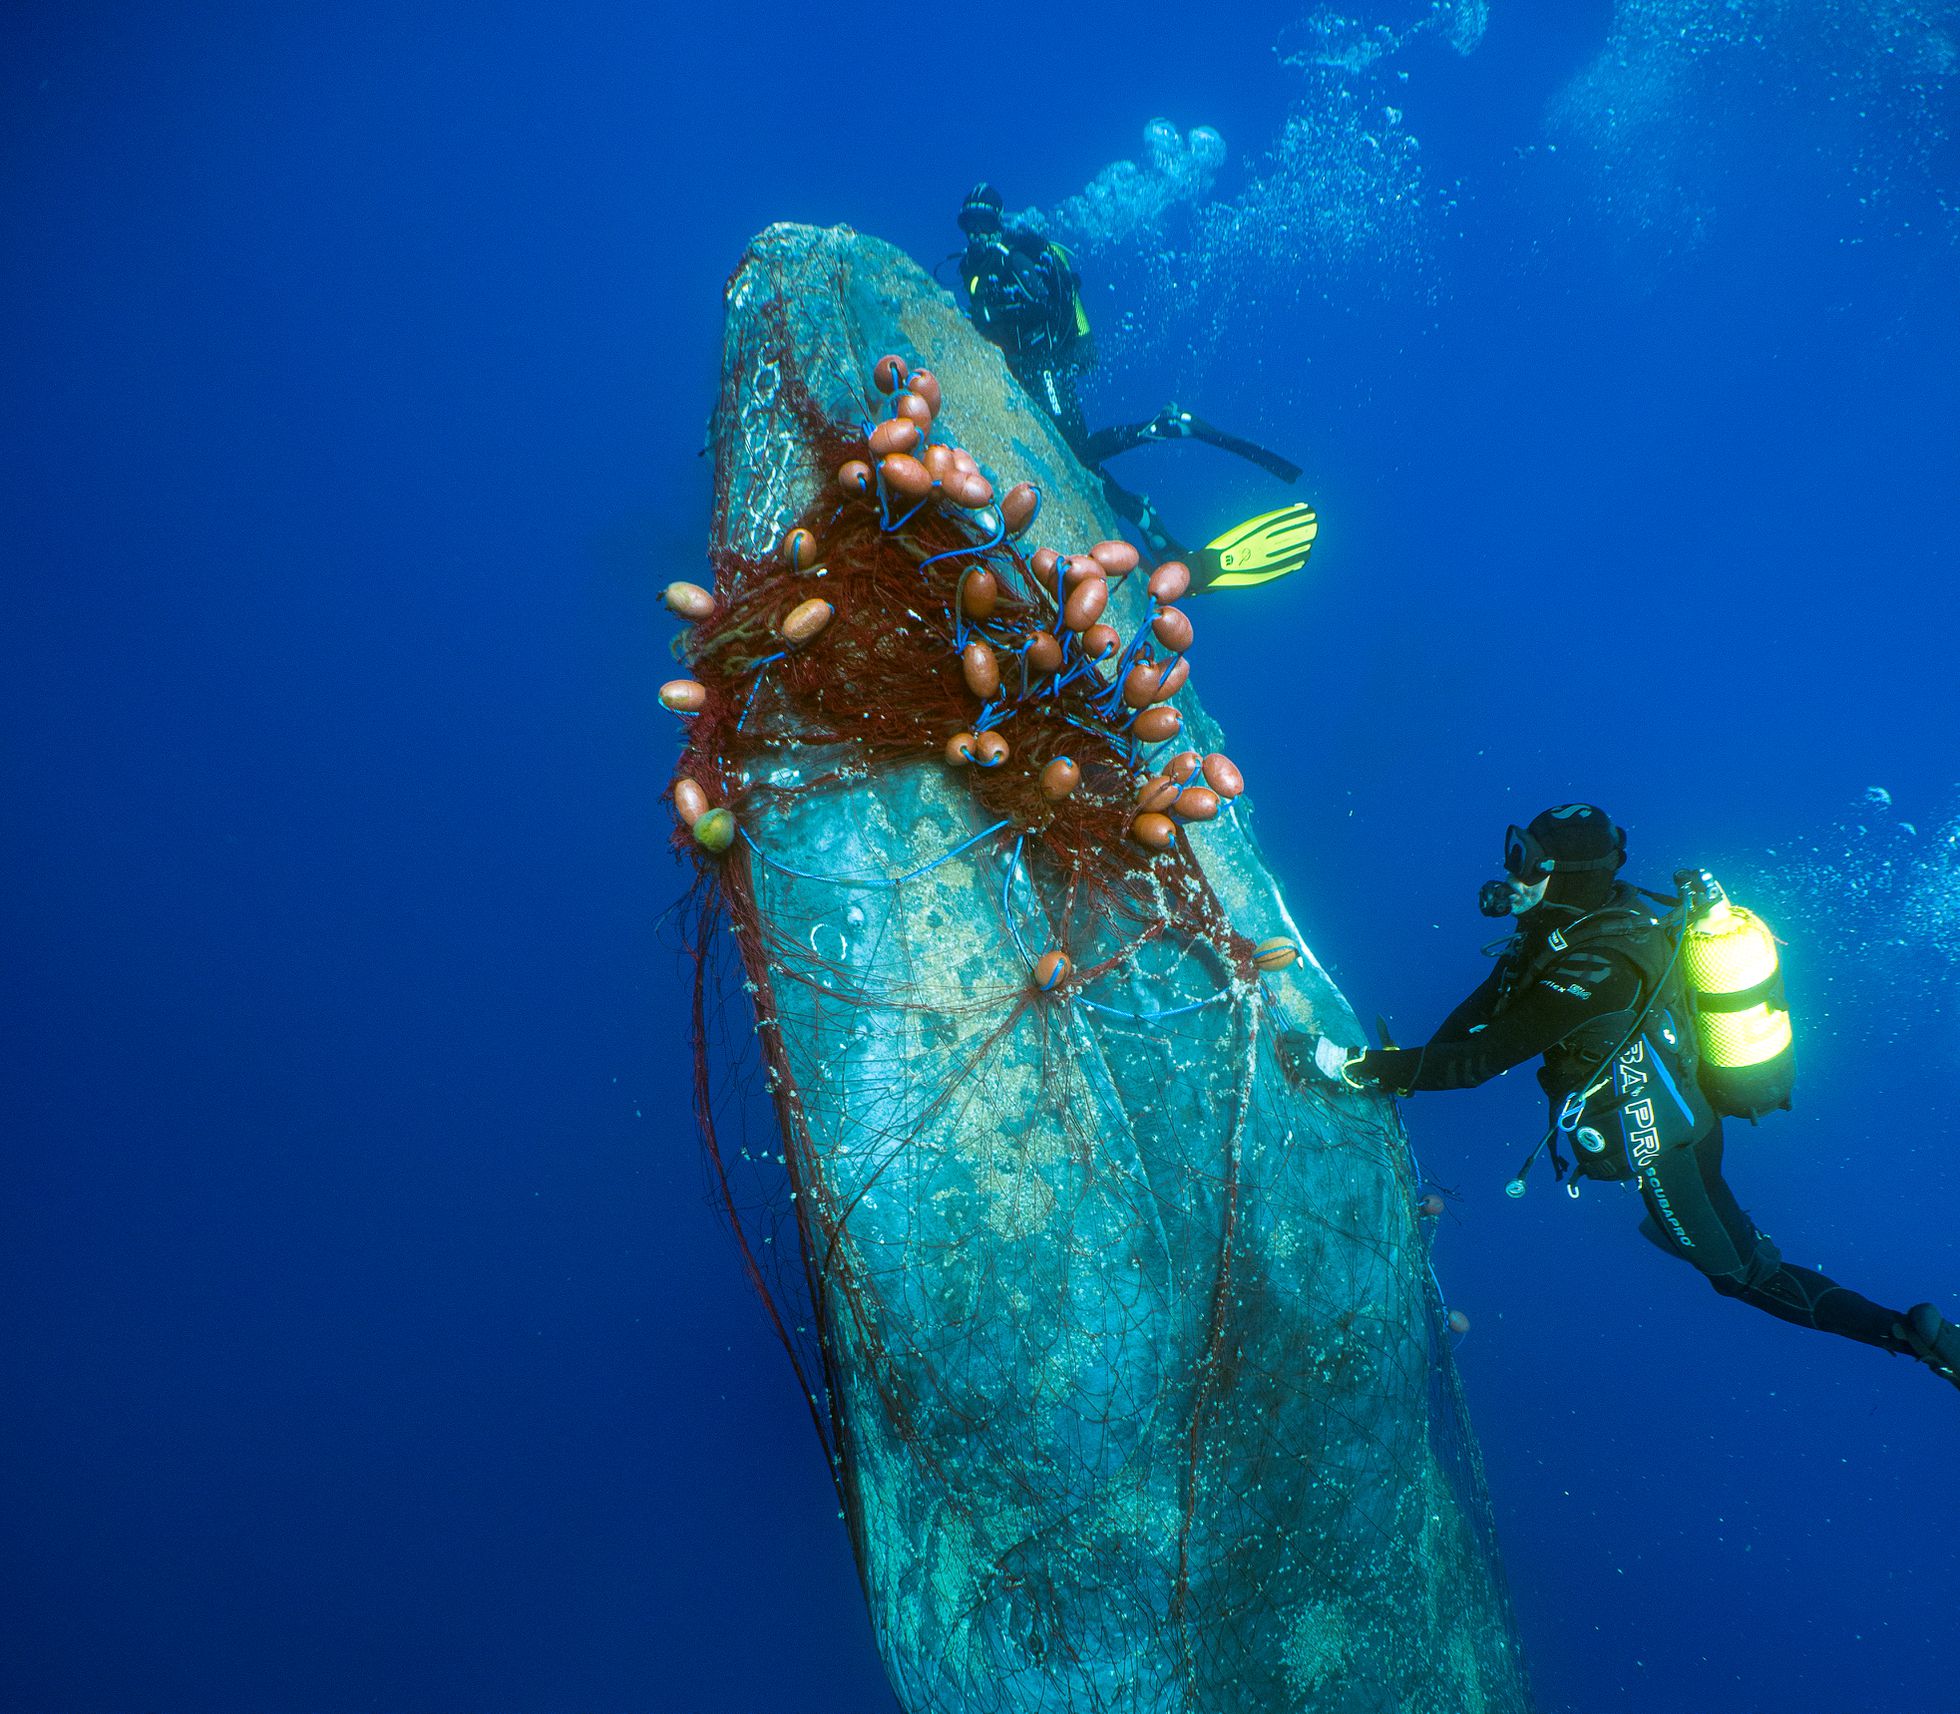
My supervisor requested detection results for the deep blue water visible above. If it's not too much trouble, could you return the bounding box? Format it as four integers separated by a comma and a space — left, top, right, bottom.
6, 3, 1956, 1710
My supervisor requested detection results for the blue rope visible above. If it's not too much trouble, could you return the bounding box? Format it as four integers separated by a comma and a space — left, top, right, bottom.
917, 506, 1006, 573
1077, 989, 1232, 1025
740, 818, 1013, 888
735, 659, 782, 732
999, 834, 1036, 965
1087, 621, 1160, 721
971, 695, 1015, 735
888, 493, 932, 533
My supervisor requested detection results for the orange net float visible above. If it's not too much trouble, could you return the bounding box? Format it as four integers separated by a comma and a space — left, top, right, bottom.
1121, 660, 1165, 709
1089, 539, 1140, 577
1079, 622, 1120, 661
1039, 756, 1079, 800
958, 568, 1000, 619
869, 418, 921, 458
1032, 949, 1072, 992
1150, 658, 1190, 703
1023, 631, 1064, 674
779, 527, 819, 571
673, 777, 709, 827
872, 353, 908, 394
1062, 577, 1109, 632
780, 598, 832, 646
880, 453, 932, 499
1000, 482, 1040, 536
960, 640, 1000, 699
1151, 606, 1193, 651
943, 469, 995, 509
905, 368, 942, 414
1202, 753, 1245, 798
1252, 937, 1299, 971
1147, 560, 1191, 602
663, 581, 715, 620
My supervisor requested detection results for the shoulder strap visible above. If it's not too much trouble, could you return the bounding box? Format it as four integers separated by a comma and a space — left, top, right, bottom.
1528, 905, 1658, 983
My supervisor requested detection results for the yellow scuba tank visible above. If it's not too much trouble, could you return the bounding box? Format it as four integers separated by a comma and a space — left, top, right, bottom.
1674, 869, 1794, 1121
1045, 242, 1091, 339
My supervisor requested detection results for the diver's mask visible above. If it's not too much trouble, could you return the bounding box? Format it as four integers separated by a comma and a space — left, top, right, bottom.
1476, 820, 1625, 916
958, 183, 1005, 237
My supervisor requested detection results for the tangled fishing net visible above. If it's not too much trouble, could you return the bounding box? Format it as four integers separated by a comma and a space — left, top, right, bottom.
660, 224, 1532, 1713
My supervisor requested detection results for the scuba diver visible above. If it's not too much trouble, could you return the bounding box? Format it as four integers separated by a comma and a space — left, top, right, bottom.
1281, 803, 1960, 1394
952, 183, 1317, 594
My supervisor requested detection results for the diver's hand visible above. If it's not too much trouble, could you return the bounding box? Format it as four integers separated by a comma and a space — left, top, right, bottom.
1278, 1032, 1362, 1087
1313, 1036, 1357, 1082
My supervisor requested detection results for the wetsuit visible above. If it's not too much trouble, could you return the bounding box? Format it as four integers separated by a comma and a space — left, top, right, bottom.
960, 237, 1186, 557
1347, 903, 1908, 1353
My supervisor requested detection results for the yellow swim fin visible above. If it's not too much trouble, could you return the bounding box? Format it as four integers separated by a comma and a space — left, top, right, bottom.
1189, 502, 1318, 592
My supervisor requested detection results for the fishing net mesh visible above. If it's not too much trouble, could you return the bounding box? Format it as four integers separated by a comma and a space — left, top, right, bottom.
665, 224, 1531, 1714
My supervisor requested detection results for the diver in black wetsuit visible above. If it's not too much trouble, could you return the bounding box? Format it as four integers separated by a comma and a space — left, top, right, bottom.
1282, 803, 1960, 1393
955, 183, 1302, 566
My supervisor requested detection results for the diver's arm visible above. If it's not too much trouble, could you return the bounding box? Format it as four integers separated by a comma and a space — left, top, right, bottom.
1428, 965, 1506, 1045
1279, 965, 1504, 1086
1346, 959, 1643, 1095
965, 252, 1038, 346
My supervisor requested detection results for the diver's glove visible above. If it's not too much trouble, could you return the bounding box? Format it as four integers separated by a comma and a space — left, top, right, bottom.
1279, 1032, 1374, 1088
1314, 1036, 1355, 1081
1897, 1304, 1960, 1394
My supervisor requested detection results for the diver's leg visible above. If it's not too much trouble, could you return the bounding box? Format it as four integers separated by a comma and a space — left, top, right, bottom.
1896, 1305, 1960, 1391
1081, 419, 1162, 464
1098, 471, 1187, 562
1083, 401, 1205, 464
1638, 1126, 1906, 1350
1018, 364, 1092, 461
1087, 405, 1304, 482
